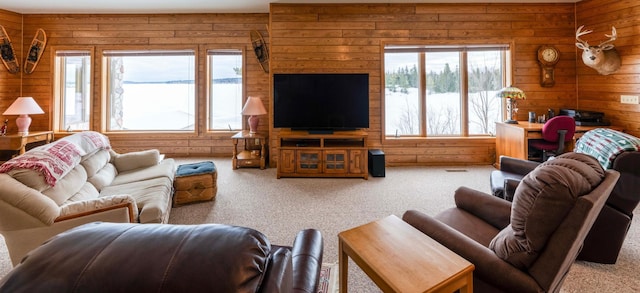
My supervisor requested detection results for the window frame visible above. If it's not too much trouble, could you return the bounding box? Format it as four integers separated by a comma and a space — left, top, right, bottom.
381, 41, 514, 142
52, 47, 95, 133
100, 48, 198, 133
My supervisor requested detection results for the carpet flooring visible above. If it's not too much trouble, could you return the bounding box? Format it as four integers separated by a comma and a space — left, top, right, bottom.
0, 157, 638, 292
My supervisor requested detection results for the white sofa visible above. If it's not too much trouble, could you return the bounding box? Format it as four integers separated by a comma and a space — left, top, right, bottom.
0, 131, 175, 265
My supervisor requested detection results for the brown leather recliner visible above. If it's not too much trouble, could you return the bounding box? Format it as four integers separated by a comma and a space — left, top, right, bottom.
490, 156, 539, 201
0, 222, 324, 293
404, 153, 619, 293
491, 151, 640, 264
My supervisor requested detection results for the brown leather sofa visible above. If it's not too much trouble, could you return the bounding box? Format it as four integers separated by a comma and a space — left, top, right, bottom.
404, 153, 619, 292
491, 151, 640, 264
0, 222, 324, 293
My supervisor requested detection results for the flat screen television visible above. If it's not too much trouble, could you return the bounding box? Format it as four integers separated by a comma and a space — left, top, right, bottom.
273, 73, 369, 133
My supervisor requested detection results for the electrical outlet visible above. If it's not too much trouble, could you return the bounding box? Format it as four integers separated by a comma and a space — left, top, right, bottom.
621, 95, 639, 104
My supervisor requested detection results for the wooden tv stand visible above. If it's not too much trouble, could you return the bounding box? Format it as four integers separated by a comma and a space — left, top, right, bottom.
277, 130, 368, 179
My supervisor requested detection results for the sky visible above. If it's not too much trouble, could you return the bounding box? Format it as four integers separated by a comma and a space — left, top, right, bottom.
119, 54, 242, 82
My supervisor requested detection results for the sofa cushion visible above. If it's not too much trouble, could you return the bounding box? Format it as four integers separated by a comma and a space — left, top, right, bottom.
81, 149, 111, 178
101, 177, 172, 223
42, 166, 89, 206
63, 182, 101, 204
87, 163, 117, 192
110, 159, 175, 186
111, 149, 160, 172
6, 168, 49, 192
489, 153, 605, 270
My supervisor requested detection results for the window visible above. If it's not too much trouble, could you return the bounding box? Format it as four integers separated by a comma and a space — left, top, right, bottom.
208, 49, 243, 131
384, 45, 510, 137
103, 50, 195, 131
53, 50, 92, 131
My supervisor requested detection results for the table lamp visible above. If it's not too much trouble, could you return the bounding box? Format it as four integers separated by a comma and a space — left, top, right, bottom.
496, 86, 526, 124
241, 96, 267, 133
2, 96, 45, 135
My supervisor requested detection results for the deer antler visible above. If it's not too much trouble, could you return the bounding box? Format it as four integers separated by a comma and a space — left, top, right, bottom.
576, 25, 593, 46
599, 26, 617, 47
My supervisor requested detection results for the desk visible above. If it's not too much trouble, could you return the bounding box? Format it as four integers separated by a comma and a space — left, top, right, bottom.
338, 215, 474, 293
0, 131, 54, 156
495, 122, 622, 166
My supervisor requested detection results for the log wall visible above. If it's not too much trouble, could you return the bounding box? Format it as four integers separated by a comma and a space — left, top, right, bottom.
12, 12, 271, 156
3, 0, 636, 166
576, 0, 640, 137
269, 3, 577, 165
0, 10, 23, 133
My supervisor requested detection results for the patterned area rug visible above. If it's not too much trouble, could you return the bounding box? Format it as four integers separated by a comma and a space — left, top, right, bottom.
317, 263, 339, 293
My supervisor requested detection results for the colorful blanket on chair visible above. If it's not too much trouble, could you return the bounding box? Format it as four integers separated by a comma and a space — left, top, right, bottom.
0, 131, 111, 186
574, 128, 640, 169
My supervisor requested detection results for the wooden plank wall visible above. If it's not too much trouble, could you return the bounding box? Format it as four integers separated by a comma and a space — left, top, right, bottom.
576, 0, 640, 137
15, 13, 270, 156
10, 2, 629, 166
269, 3, 577, 166
0, 10, 23, 133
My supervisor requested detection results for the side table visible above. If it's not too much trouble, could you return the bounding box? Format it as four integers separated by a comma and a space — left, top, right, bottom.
232, 130, 268, 170
0, 131, 54, 161
338, 215, 474, 292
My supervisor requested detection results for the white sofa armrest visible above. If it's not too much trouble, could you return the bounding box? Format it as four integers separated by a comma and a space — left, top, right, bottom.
111, 149, 161, 172
4, 199, 137, 266
57, 195, 139, 223
0, 174, 61, 226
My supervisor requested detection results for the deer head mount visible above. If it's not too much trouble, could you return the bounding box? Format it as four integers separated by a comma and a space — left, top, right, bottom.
575, 25, 621, 75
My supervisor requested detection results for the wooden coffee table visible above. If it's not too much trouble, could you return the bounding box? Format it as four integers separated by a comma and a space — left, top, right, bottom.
338, 215, 474, 292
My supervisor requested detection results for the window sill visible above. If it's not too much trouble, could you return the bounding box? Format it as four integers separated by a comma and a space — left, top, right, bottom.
383, 136, 495, 145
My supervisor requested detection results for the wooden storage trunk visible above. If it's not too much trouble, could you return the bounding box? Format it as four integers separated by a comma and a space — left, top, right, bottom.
173, 161, 217, 206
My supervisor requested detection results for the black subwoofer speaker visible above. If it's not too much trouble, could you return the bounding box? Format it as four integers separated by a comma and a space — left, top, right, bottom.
368, 149, 385, 177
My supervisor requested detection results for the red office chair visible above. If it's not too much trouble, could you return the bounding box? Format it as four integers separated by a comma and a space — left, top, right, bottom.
529, 116, 576, 161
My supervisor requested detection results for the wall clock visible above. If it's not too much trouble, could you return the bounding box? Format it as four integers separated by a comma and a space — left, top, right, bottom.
537, 45, 560, 87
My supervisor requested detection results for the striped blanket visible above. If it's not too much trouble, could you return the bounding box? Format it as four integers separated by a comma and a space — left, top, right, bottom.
0, 131, 110, 186
574, 128, 640, 169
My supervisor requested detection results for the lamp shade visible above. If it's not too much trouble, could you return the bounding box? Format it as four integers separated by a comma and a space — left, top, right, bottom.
242, 96, 267, 133
3, 97, 45, 115
3, 97, 44, 135
241, 96, 267, 116
495, 86, 527, 100
495, 86, 525, 124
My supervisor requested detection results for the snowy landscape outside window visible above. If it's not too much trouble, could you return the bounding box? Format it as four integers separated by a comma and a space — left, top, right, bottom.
208, 49, 243, 131
54, 50, 92, 132
384, 45, 510, 137
103, 50, 196, 131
